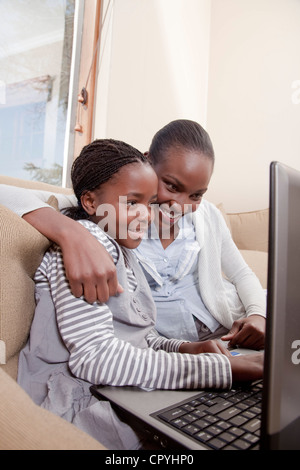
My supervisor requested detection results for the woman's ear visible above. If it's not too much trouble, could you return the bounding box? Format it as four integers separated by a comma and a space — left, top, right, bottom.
80, 191, 97, 216
144, 151, 153, 163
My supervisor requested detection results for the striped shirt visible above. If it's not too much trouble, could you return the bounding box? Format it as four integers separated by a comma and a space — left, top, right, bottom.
34, 219, 232, 390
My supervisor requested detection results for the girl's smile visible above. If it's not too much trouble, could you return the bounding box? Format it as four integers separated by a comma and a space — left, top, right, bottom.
81, 162, 158, 249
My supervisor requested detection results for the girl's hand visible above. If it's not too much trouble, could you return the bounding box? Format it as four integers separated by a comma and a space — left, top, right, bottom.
229, 352, 264, 382
221, 315, 266, 350
179, 340, 231, 358
180, 340, 264, 382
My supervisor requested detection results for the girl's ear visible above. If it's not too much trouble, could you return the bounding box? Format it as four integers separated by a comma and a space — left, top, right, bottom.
80, 191, 97, 216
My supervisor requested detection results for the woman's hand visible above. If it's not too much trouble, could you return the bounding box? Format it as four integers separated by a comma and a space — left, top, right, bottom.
61, 227, 123, 303
221, 315, 266, 350
24, 208, 123, 303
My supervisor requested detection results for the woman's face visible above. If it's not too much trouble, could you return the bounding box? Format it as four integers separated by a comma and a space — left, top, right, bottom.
83, 162, 158, 249
151, 146, 214, 233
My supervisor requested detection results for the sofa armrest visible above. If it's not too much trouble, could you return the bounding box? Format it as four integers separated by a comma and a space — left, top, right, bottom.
0, 174, 73, 194
0, 368, 105, 450
0, 204, 52, 378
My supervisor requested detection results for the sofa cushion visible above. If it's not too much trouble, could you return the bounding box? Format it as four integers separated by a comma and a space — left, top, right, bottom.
228, 208, 269, 252
0, 204, 51, 379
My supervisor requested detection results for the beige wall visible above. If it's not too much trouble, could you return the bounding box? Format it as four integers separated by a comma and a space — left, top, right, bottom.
94, 0, 300, 212
206, 0, 300, 211
94, 0, 212, 151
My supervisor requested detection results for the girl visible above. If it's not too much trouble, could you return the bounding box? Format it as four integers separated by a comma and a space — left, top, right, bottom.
0, 121, 266, 349
14, 138, 263, 450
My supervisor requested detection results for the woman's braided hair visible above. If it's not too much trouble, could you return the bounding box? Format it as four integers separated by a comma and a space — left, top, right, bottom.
65, 139, 149, 220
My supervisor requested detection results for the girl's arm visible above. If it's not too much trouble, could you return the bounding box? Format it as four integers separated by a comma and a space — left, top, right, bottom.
147, 329, 264, 382
42, 235, 233, 390
0, 184, 122, 302
147, 329, 231, 356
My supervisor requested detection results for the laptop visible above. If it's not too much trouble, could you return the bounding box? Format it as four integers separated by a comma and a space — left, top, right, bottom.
91, 162, 300, 450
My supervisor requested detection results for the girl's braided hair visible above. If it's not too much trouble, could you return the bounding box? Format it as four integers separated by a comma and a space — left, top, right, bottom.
65, 138, 149, 220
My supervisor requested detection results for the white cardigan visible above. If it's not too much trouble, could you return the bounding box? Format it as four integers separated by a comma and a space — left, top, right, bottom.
193, 200, 266, 329
0, 184, 267, 329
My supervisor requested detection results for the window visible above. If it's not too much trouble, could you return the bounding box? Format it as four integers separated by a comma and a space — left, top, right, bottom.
0, 0, 78, 186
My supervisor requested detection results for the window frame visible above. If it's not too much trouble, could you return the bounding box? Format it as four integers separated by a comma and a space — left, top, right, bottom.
63, 0, 102, 188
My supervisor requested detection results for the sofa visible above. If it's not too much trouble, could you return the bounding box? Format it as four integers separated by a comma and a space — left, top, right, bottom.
0, 175, 269, 450
0, 175, 106, 450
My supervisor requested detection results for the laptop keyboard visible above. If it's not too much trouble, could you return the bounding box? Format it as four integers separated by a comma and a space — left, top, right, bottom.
153, 381, 263, 450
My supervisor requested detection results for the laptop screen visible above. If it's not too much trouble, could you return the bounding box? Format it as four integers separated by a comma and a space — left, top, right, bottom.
261, 162, 300, 450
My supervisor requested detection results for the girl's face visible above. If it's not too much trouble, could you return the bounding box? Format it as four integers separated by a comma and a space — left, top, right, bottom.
151, 146, 214, 232
83, 162, 158, 249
